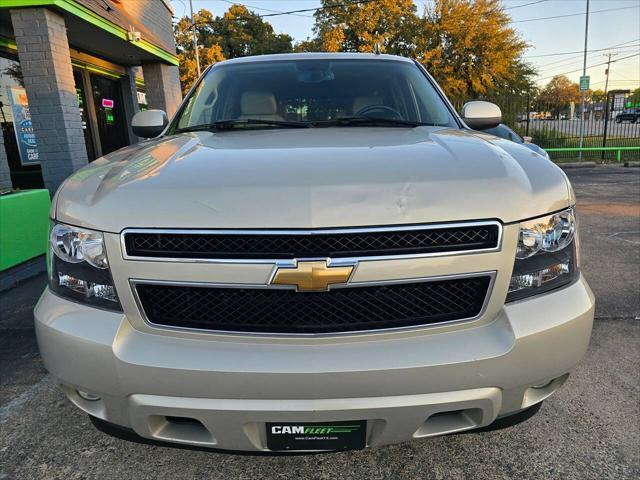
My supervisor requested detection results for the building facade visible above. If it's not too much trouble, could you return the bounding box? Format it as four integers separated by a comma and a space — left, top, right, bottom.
0, 0, 182, 193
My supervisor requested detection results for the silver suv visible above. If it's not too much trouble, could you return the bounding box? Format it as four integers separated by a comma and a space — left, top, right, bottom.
37, 53, 594, 452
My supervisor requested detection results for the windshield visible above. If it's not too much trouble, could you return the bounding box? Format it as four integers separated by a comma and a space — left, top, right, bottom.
173, 59, 457, 130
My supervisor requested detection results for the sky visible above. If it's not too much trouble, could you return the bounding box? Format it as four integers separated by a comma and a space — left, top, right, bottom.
170, 0, 640, 92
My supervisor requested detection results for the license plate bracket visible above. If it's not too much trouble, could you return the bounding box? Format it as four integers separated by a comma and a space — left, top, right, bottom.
266, 420, 367, 451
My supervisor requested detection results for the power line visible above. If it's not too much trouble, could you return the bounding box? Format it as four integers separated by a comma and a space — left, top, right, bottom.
504, 0, 550, 10
524, 41, 640, 58
217, 0, 315, 18
512, 5, 638, 23
535, 46, 639, 71
220, 0, 378, 19
538, 52, 640, 81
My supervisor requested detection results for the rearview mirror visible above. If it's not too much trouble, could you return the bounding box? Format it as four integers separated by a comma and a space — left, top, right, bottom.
461, 101, 501, 130
132, 109, 168, 138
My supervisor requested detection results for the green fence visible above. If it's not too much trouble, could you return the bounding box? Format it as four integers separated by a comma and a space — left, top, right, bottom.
0, 190, 50, 271
544, 146, 640, 163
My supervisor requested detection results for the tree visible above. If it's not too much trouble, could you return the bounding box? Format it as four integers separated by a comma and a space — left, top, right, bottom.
590, 88, 606, 104
629, 87, 640, 106
417, 0, 531, 99
174, 6, 294, 94
537, 75, 581, 114
177, 45, 225, 96
306, 0, 534, 99
310, 0, 420, 55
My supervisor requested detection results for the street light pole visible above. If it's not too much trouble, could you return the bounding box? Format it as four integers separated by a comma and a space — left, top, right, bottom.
578, 0, 590, 159
189, 0, 201, 77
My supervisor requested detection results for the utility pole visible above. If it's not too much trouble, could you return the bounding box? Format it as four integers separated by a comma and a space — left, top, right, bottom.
578, 0, 590, 160
189, 0, 201, 77
601, 53, 615, 159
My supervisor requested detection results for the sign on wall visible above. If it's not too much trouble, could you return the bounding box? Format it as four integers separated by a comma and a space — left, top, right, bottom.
7, 87, 39, 166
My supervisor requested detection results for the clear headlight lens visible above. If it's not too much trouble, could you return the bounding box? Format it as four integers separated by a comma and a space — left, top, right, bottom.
516, 209, 576, 259
50, 223, 108, 268
507, 207, 579, 302
49, 222, 121, 311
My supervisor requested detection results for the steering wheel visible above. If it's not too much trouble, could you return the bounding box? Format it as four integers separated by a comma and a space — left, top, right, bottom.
354, 105, 403, 119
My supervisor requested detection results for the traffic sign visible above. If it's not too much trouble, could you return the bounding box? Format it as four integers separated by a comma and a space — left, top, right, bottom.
579, 75, 590, 91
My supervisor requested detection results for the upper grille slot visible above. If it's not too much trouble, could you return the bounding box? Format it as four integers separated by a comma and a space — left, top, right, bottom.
123, 223, 500, 260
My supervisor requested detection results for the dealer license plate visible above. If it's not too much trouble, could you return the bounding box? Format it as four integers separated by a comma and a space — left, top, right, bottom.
266, 420, 367, 451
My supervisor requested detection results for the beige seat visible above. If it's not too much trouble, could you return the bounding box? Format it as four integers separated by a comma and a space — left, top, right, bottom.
238, 91, 284, 121
353, 95, 384, 115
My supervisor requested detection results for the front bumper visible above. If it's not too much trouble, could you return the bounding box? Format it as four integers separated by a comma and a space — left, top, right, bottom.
34, 275, 594, 451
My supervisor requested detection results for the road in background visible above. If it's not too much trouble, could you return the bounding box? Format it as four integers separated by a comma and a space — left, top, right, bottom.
1, 167, 638, 480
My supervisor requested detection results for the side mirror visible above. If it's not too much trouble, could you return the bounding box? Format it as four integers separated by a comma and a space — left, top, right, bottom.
131, 109, 168, 138
461, 101, 501, 130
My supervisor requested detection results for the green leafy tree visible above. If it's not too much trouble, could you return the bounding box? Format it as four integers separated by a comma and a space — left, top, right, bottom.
417, 0, 531, 99
174, 5, 293, 94
628, 87, 640, 106
310, 0, 419, 55
305, 0, 533, 99
537, 75, 581, 115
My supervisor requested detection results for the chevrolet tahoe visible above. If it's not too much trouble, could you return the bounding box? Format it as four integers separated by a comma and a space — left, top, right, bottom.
36, 53, 595, 452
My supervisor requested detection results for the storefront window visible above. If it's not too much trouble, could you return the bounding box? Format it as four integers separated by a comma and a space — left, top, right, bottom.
0, 53, 44, 189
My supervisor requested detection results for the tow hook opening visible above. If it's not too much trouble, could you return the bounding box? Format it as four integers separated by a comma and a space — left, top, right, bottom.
147, 415, 216, 445
414, 408, 484, 437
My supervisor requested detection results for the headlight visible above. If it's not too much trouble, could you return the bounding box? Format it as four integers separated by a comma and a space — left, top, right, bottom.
49, 222, 121, 311
507, 207, 579, 302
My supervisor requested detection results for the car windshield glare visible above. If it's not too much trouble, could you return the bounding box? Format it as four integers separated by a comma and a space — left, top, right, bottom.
174, 59, 456, 130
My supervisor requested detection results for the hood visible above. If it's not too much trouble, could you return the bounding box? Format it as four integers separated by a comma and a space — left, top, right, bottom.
55, 127, 571, 232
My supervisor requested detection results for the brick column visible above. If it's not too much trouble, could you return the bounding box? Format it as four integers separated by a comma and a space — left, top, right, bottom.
10, 8, 88, 194
142, 63, 182, 118
0, 128, 12, 190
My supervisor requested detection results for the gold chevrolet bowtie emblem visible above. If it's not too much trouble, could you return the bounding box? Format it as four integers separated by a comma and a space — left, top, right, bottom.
271, 261, 354, 292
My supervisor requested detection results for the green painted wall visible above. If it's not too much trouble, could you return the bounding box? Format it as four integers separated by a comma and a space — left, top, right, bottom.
0, 190, 50, 271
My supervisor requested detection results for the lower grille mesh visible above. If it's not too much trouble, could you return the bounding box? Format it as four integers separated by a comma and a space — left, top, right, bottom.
135, 276, 491, 334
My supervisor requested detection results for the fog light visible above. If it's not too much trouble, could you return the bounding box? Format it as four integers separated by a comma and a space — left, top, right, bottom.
59, 274, 118, 302
509, 262, 570, 292
77, 390, 101, 401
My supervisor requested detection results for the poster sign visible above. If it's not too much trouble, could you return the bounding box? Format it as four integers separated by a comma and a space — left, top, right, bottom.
579, 75, 590, 92
101, 98, 114, 108
7, 87, 39, 166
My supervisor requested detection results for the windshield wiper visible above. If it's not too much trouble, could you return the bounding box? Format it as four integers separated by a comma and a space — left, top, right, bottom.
312, 116, 428, 128
176, 119, 311, 133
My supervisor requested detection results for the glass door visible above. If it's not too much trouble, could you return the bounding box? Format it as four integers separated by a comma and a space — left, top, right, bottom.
90, 74, 127, 155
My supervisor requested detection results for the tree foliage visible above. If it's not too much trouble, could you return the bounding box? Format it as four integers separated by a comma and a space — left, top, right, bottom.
417, 0, 533, 98
302, 0, 534, 99
312, 0, 419, 55
174, 1, 536, 100
174, 5, 293, 94
537, 75, 582, 111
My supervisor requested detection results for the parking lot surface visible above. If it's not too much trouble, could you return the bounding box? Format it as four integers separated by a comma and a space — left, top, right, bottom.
1, 166, 638, 480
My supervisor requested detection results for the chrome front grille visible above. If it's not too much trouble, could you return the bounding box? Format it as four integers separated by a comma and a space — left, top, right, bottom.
122, 221, 501, 261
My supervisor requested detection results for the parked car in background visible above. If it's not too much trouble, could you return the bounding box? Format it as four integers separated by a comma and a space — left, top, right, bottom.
615, 108, 639, 123
481, 123, 550, 160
